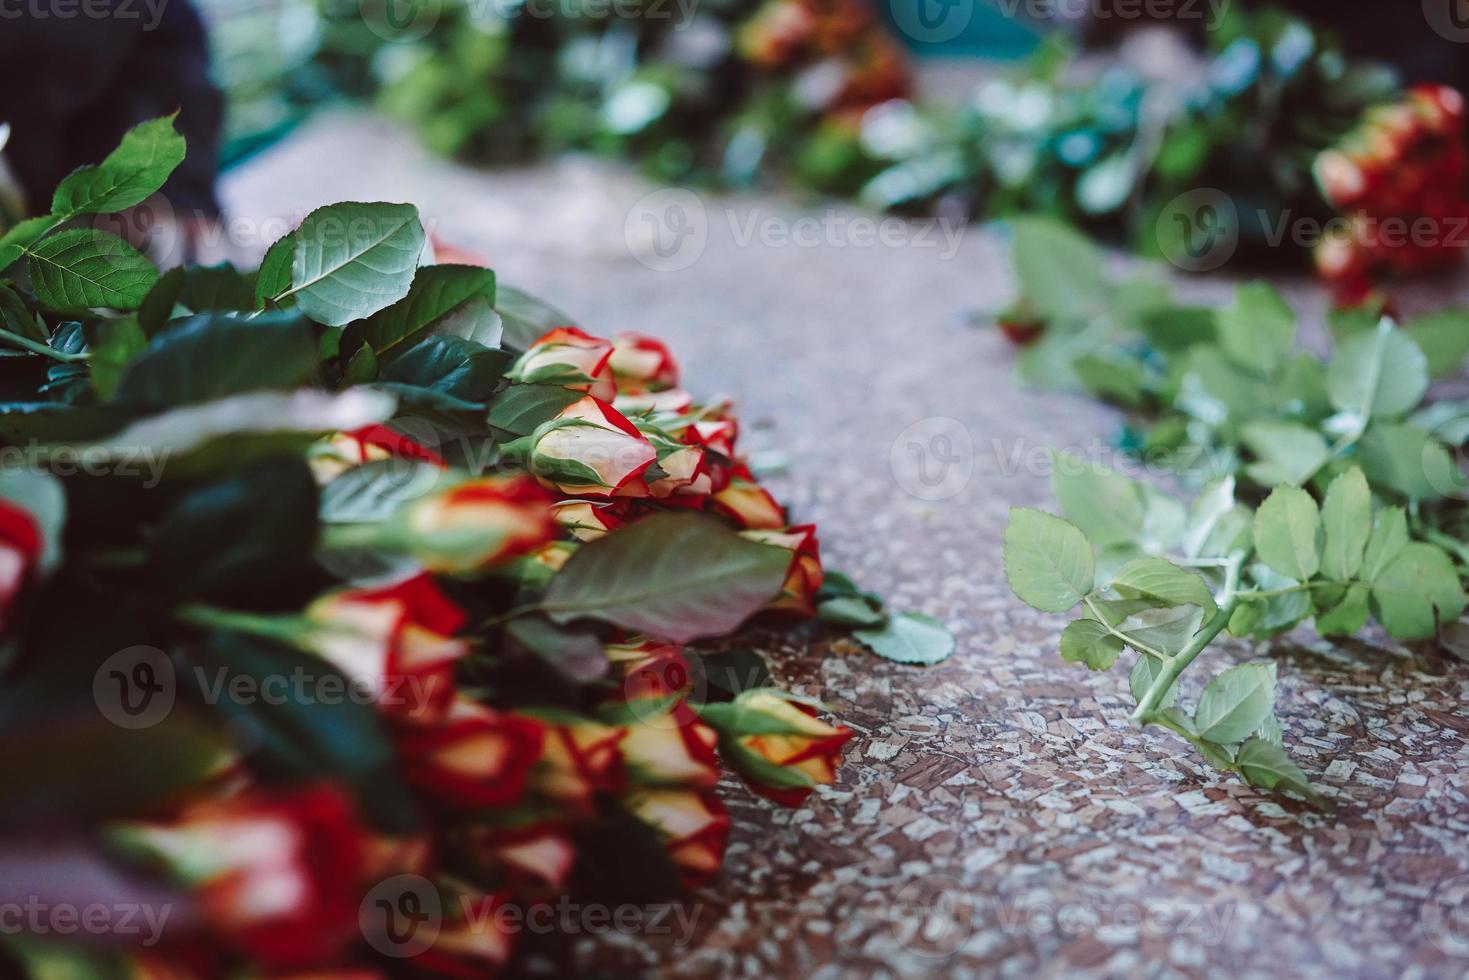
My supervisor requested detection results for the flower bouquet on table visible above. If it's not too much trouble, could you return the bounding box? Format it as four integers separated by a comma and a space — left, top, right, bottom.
0, 117, 943, 977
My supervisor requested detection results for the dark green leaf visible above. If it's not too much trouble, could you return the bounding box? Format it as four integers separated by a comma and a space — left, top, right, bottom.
290, 202, 425, 326
27, 230, 158, 311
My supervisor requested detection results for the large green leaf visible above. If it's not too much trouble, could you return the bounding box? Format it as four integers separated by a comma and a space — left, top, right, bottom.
1328, 324, 1429, 420
1370, 542, 1466, 640
1216, 283, 1295, 375
1357, 423, 1463, 501
853, 612, 955, 665
1252, 485, 1321, 581
377, 334, 508, 403
340, 264, 495, 360
51, 115, 185, 218
1009, 217, 1107, 322
1235, 736, 1320, 803
1059, 619, 1123, 670
1404, 309, 1469, 378
1051, 453, 1145, 548
1003, 508, 1094, 613
1194, 662, 1276, 744
497, 283, 575, 351
1109, 556, 1216, 615
1240, 420, 1328, 486
542, 513, 792, 642
289, 202, 425, 326
487, 383, 584, 436
254, 231, 297, 309
1319, 467, 1370, 581
27, 230, 158, 311
112, 311, 317, 409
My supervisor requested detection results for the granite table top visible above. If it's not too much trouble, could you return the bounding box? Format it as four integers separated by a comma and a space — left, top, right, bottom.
221, 109, 1469, 980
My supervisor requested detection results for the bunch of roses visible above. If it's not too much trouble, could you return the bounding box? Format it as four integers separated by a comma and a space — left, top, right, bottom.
1314, 84, 1469, 303
0, 118, 857, 978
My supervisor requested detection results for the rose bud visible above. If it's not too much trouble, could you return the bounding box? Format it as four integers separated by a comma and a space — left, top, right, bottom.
114, 786, 367, 971
710, 466, 785, 529
1315, 150, 1368, 208
701, 690, 853, 807
608, 332, 680, 392
507, 326, 617, 402
410, 891, 515, 979
527, 396, 657, 498
617, 422, 708, 499
303, 574, 470, 725
739, 525, 823, 615
396, 698, 546, 809
396, 475, 557, 574
461, 824, 577, 890
606, 637, 692, 703
623, 788, 731, 887
515, 539, 580, 590
552, 500, 623, 541
310, 423, 447, 484
614, 386, 695, 416
0, 498, 42, 636
620, 702, 721, 789
527, 717, 626, 809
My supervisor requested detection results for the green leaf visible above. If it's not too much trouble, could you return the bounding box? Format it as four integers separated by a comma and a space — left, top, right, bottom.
506, 616, 609, 683
0, 214, 61, 271
81, 388, 395, 479
341, 264, 495, 361
1183, 477, 1250, 559
113, 311, 317, 409
487, 383, 583, 437
1240, 420, 1328, 486
289, 202, 425, 326
1235, 736, 1321, 804
1003, 508, 1094, 613
178, 263, 254, 313
1315, 584, 1370, 636
254, 231, 296, 309
817, 595, 887, 628
1404, 309, 1469, 378
145, 458, 319, 603
86, 317, 147, 399
1319, 467, 1371, 581
1128, 654, 1177, 709
853, 612, 955, 665
1109, 557, 1216, 615
542, 513, 792, 643
1370, 542, 1466, 640
198, 631, 420, 833
1059, 619, 1123, 670
1009, 217, 1107, 322
1216, 282, 1295, 375
1357, 423, 1463, 501
1050, 452, 1145, 548
1361, 506, 1408, 581
1240, 563, 1312, 637
1328, 323, 1429, 419
1252, 485, 1321, 581
1194, 661, 1276, 744
27, 230, 158, 311
1096, 601, 1205, 654
137, 265, 186, 335
497, 284, 575, 351
51, 115, 185, 218
378, 334, 508, 403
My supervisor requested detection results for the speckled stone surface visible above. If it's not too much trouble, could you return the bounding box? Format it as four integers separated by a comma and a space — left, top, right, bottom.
223, 110, 1469, 980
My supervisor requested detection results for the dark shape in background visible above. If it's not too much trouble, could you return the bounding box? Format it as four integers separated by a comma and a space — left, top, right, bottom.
0, 0, 224, 216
